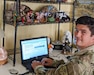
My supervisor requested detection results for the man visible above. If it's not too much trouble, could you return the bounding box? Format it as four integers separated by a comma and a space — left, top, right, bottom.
31, 16, 94, 75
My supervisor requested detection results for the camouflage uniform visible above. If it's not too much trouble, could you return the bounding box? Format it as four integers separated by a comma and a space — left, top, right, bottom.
34, 45, 94, 75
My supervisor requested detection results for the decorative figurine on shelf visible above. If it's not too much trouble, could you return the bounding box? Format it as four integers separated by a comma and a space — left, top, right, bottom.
62, 31, 72, 45
20, 4, 34, 25
34, 12, 40, 23
34, 11, 47, 24
55, 11, 70, 23
25, 10, 34, 24
47, 12, 55, 22
47, 37, 54, 53
37, 5, 57, 24
39, 12, 47, 23
21, 16, 26, 24
62, 31, 72, 55
62, 36, 72, 55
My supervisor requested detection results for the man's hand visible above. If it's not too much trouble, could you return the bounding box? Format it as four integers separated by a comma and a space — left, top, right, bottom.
31, 60, 42, 69
41, 58, 53, 66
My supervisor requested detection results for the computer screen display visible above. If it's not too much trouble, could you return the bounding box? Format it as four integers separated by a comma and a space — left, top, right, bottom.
20, 37, 48, 60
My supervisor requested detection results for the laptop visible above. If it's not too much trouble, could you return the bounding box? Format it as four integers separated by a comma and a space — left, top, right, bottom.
20, 36, 49, 72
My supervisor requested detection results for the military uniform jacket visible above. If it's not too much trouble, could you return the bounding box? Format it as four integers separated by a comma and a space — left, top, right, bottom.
34, 45, 94, 75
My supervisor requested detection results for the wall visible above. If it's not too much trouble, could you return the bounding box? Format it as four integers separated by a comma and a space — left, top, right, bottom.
0, 0, 73, 50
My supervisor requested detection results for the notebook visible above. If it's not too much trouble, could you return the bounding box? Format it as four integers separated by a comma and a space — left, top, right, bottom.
20, 36, 49, 72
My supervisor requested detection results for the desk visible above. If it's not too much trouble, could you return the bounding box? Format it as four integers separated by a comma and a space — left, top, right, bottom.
0, 50, 69, 75
0, 55, 31, 75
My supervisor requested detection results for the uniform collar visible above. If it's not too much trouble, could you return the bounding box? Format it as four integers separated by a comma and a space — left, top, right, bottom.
81, 45, 94, 53
74, 45, 94, 56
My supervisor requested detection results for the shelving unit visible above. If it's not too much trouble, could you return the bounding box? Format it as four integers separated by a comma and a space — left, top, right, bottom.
3, 0, 75, 66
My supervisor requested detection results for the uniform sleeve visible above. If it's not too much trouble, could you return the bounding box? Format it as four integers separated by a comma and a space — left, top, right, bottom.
34, 61, 74, 75
34, 65, 56, 75
51, 60, 65, 67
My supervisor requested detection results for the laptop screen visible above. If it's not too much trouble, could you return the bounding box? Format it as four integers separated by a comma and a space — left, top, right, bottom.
20, 36, 48, 61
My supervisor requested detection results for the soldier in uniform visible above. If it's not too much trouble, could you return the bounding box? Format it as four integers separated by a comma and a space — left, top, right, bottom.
31, 16, 94, 75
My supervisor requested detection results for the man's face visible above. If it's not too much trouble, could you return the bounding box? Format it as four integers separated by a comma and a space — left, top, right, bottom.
75, 24, 94, 49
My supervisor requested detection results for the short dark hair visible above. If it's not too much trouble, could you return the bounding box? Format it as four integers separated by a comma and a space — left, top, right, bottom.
76, 16, 94, 36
